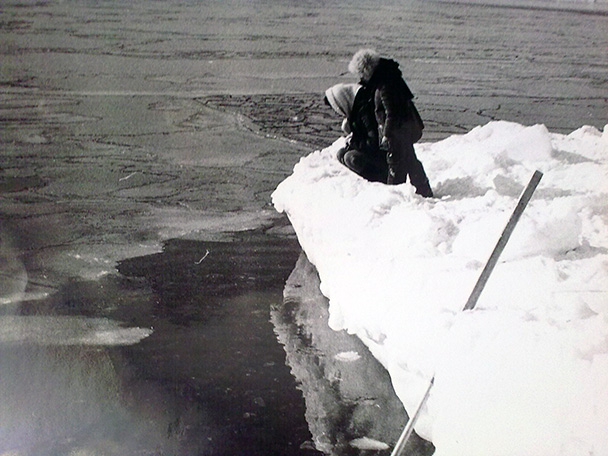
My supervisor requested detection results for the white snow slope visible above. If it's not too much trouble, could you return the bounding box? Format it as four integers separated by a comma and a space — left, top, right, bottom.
272, 121, 608, 455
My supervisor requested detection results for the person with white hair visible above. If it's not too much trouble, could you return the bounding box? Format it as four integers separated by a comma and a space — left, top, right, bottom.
324, 82, 388, 182
348, 49, 433, 197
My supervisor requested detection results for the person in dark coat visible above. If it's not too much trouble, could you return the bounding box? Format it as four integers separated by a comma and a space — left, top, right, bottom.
324, 82, 388, 182
348, 49, 433, 197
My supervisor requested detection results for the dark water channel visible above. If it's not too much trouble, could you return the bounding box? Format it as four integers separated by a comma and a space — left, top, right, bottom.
2, 232, 313, 455
112, 230, 431, 455
1, 231, 432, 455
114, 232, 322, 455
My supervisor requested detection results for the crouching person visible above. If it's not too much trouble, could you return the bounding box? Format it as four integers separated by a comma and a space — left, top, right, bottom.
324, 82, 388, 183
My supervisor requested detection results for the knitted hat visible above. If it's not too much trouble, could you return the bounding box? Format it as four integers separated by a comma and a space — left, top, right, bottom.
348, 48, 381, 82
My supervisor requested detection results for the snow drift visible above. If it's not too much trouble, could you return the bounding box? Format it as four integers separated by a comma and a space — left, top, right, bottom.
272, 121, 608, 455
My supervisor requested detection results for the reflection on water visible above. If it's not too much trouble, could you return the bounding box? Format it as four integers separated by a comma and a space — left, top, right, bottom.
1, 231, 435, 455
1, 232, 329, 455
272, 252, 435, 456
115, 235, 324, 455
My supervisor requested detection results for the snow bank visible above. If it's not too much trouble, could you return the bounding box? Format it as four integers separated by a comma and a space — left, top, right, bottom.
272, 121, 608, 455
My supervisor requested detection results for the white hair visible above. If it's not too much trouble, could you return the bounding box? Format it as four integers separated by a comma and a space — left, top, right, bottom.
348, 48, 381, 82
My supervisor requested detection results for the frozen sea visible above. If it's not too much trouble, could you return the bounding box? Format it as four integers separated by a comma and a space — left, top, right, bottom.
1, 0, 606, 454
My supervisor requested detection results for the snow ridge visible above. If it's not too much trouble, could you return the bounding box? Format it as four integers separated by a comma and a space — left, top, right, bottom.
272, 121, 608, 456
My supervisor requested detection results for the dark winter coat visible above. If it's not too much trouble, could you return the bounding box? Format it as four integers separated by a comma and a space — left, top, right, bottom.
359, 57, 431, 193
347, 84, 380, 156
364, 58, 424, 146
341, 85, 388, 182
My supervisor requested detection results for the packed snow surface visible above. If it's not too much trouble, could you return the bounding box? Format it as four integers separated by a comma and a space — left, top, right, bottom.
272, 121, 608, 455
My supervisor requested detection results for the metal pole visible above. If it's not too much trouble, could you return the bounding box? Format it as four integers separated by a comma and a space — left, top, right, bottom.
389, 377, 435, 456
463, 170, 543, 311
389, 170, 543, 456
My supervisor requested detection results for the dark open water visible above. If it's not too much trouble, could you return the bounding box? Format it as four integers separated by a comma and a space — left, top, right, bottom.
1, 233, 320, 455
114, 234, 317, 455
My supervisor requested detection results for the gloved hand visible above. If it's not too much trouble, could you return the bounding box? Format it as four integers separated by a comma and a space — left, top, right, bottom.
344, 132, 353, 146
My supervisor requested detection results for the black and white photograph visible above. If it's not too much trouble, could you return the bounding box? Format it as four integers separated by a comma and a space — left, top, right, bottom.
1, 0, 607, 455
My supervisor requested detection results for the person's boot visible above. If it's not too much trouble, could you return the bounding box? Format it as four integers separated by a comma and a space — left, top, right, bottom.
408, 158, 433, 197
414, 179, 433, 198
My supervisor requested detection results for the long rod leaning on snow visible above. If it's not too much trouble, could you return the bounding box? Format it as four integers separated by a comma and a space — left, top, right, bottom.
390, 170, 543, 456
463, 169, 544, 310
